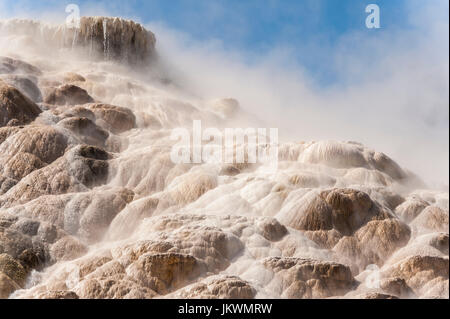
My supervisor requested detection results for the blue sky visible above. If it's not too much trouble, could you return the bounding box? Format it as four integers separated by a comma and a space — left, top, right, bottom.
0, 0, 441, 85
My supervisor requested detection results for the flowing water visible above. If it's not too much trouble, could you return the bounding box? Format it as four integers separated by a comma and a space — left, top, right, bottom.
0, 17, 448, 299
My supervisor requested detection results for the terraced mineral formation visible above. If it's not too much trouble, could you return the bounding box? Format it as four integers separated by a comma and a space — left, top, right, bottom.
0, 17, 448, 299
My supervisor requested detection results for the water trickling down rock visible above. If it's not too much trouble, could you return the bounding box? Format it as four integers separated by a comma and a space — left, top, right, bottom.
0, 17, 156, 65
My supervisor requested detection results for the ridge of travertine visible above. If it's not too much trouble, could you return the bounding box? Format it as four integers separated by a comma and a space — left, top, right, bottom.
0, 17, 156, 64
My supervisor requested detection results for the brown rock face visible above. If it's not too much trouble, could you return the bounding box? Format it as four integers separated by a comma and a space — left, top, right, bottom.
0, 80, 41, 126
4, 188, 134, 244
63, 72, 86, 83
74, 17, 156, 64
320, 188, 389, 235
0, 271, 20, 298
383, 255, 449, 297
395, 198, 429, 223
380, 277, 415, 298
411, 206, 449, 233
76, 274, 156, 299
57, 117, 109, 147
50, 236, 88, 262
35, 290, 79, 299
0, 145, 111, 207
1, 17, 156, 65
280, 188, 410, 273
263, 257, 355, 298
0, 213, 62, 294
0, 125, 69, 195
169, 276, 257, 299
257, 218, 288, 241
0, 125, 68, 163
357, 292, 399, 299
43, 84, 94, 106
338, 219, 411, 269
429, 233, 449, 254
285, 189, 390, 236
60, 106, 96, 121
113, 215, 245, 275
127, 253, 203, 294
86, 103, 136, 134
0, 253, 27, 287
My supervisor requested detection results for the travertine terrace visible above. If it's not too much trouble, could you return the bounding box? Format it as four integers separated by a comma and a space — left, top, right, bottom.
0, 17, 448, 299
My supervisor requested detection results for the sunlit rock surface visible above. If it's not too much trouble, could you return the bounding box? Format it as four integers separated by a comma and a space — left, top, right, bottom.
0, 17, 448, 299
0, 17, 156, 65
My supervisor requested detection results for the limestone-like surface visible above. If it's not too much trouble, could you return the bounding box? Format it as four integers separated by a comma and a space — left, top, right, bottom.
0, 17, 447, 300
